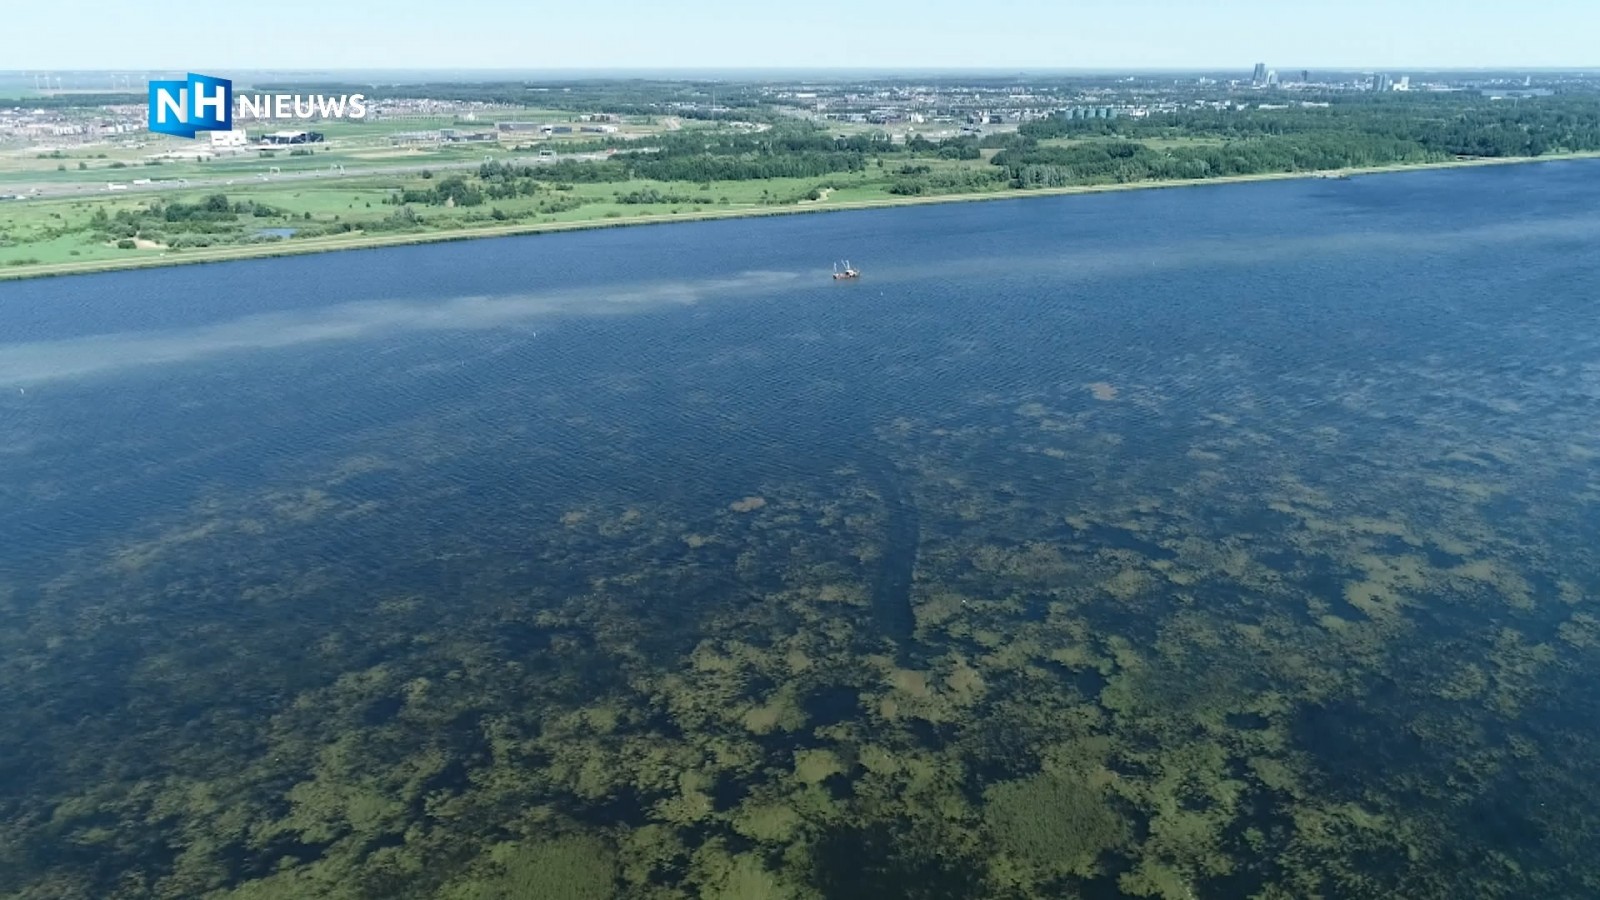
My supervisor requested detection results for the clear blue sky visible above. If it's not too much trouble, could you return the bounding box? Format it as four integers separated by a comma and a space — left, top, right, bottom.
10, 0, 1596, 71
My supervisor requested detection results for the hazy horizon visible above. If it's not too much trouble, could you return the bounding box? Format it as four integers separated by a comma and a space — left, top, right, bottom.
8, 66, 1600, 75
10, 0, 1597, 71
1, 66, 1592, 97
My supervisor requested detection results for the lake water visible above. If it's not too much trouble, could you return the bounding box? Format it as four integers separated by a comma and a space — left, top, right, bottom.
2, 162, 1599, 899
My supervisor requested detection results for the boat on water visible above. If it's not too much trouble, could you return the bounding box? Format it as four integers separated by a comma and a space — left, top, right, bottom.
832, 260, 860, 280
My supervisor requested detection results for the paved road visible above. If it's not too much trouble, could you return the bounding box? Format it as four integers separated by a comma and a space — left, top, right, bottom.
5, 151, 624, 201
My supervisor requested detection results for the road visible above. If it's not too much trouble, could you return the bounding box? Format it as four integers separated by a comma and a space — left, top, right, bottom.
4, 150, 627, 201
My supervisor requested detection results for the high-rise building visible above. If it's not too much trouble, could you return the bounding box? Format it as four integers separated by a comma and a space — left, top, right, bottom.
1252, 63, 1267, 85
1301, 69, 1310, 83
1266, 70, 1280, 87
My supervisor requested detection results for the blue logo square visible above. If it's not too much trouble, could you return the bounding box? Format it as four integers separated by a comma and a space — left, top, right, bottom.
148, 73, 233, 139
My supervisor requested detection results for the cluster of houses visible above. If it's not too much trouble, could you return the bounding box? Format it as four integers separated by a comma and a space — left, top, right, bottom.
0, 105, 144, 143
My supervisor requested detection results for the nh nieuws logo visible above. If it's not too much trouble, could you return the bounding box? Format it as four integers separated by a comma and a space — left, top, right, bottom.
148, 73, 368, 139
149, 73, 231, 138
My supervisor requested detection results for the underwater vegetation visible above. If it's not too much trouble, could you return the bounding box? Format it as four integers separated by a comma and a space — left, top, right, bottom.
1, 325, 1596, 900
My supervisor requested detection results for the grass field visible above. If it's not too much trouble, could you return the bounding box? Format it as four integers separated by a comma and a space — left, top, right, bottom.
0, 171, 883, 266
0, 109, 647, 192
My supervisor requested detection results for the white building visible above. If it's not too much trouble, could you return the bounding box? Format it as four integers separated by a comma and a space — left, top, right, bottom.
209, 129, 248, 148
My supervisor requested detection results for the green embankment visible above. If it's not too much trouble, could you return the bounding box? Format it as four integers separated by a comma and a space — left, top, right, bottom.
1, 152, 1595, 282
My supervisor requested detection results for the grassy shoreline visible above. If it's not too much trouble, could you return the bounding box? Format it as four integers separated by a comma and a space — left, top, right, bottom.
2, 152, 1594, 282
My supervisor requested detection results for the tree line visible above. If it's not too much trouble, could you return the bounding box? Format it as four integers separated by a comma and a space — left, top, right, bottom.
1018, 95, 1600, 160
382, 95, 1600, 206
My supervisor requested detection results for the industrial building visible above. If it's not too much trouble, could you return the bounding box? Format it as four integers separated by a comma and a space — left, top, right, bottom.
439, 128, 496, 143
259, 130, 324, 145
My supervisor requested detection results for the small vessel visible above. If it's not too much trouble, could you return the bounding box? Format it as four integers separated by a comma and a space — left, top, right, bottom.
832, 260, 860, 280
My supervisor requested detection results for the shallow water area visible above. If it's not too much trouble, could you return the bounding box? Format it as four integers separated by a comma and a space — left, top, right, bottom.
2, 160, 1599, 899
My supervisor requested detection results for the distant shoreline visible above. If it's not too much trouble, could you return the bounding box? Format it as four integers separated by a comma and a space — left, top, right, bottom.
3, 152, 1595, 283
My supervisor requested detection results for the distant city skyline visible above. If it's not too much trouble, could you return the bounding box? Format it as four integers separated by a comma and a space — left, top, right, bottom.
9, 0, 1598, 71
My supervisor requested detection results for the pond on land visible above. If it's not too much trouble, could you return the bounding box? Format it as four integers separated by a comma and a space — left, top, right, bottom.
2, 161, 1599, 899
